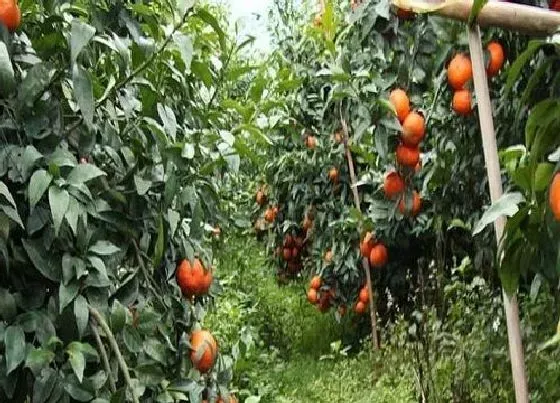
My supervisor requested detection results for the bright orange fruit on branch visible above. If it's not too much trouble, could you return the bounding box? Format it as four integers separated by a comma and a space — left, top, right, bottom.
256, 190, 267, 206
399, 191, 422, 216
447, 53, 473, 90
307, 288, 319, 304
190, 330, 218, 373
549, 173, 560, 221
384, 171, 405, 199
396, 143, 420, 167
360, 231, 375, 258
486, 41, 504, 77
305, 135, 317, 149
264, 208, 275, 223
401, 111, 425, 146
176, 259, 213, 297
369, 243, 388, 268
354, 301, 366, 314
310, 275, 322, 289
452, 89, 472, 116
389, 88, 411, 123
0, 0, 21, 32
359, 286, 369, 304
328, 167, 340, 183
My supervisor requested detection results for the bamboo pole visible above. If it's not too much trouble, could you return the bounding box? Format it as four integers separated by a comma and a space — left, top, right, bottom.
467, 24, 529, 403
340, 116, 380, 350
396, 0, 560, 36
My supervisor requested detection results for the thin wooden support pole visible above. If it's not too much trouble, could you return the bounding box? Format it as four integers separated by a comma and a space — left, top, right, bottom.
467, 24, 529, 403
340, 116, 380, 350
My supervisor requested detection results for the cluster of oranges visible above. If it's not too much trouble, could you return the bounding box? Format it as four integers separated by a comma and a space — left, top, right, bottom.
388, 88, 423, 216
175, 259, 219, 374
354, 285, 370, 314
447, 41, 504, 115
0, 0, 21, 32
360, 231, 388, 268
306, 275, 340, 313
279, 233, 307, 274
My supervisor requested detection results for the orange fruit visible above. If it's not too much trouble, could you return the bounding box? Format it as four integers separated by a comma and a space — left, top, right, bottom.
401, 111, 425, 146
360, 232, 375, 258
383, 171, 405, 199
396, 7, 415, 19
284, 234, 294, 248
324, 249, 333, 263
334, 131, 343, 144
359, 287, 369, 304
328, 167, 340, 183
396, 144, 420, 167
0, 0, 21, 32
176, 259, 212, 297
447, 53, 473, 90
282, 248, 292, 261
389, 89, 411, 122
354, 301, 366, 314
303, 217, 313, 231
399, 191, 422, 216
190, 330, 218, 373
549, 173, 560, 221
306, 135, 317, 149
452, 89, 472, 116
317, 292, 332, 312
310, 275, 322, 290
307, 288, 319, 304
295, 236, 304, 249
486, 41, 504, 77
256, 190, 267, 206
291, 247, 299, 259
369, 243, 388, 268
264, 208, 275, 223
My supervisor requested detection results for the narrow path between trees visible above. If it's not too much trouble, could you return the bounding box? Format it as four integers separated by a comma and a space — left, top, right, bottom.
206, 237, 415, 403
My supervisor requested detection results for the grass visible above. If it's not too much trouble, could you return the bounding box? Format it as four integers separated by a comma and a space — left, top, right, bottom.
206, 236, 415, 403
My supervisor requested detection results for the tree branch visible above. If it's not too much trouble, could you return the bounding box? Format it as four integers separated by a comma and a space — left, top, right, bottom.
90, 318, 117, 393
89, 306, 140, 403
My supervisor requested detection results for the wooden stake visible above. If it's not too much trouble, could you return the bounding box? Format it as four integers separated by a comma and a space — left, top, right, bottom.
340, 116, 380, 350
467, 24, 529, 403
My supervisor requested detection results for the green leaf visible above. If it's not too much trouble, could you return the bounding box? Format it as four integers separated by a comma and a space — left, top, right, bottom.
74, 295, 89, 338
0, 288, 16, 320
71, 20, 96, 64
5, 325, 25, 374
123, 325, 142, 353
86, 256, 111, 288
110, 301, 127, 334
153, 214, 165, 269
67, 163, 105, 185
65, 196, 82, 236
0, 41, 15, 96
168, 209, 180, 236
194, 9, 227, 55
173, 33, 193, 72
59, 281, 79, 313
157, 103, 177, 141
72, 64, 95, 128
49, 186, 70, 236
25, 348, 55, 375
0, 204, 24, 228
505, 41, 544, 93
468, 0, 488, 25
0, 181, 16, 207
89, 240, 120, 256
134, 175, 151, 196
534, 163, 554, 192
22, 238, 62, 281
29, 170, 53, 211
473, 192, 525, 235
177, 0, 195, 16
67, 343, 86, 383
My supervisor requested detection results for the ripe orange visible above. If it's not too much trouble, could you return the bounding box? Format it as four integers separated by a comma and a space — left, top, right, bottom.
310, 275, 322, 290
176, 259, 213, 297
359, 287, 369, 304
396, 143, 420, 167
190, 330, 218, 373
384, 171, 405, 199
282, 248, 292, 261
486, 41, 504, 77
0, 0, 21, 32
306, 135, 317, 149
334, 131, 343, 144
389, 88, 411, 123
399, 191, 422, 216
291, 247, 299, 259
256, 190, 267, 206
447, 53, 473, 90
360, 232, 375, 258
396, 7, 415, 19
307, 288, 319, 304
401, 111, 425, 146
324, 249, 333, 263
328, 167, 340, 183
264, 208, 275, 223
295, 236, 304, 249
452, 89, 472, 116
354, 301, 366, 314
369, 243, 388, 268
549, 173, 560, 221
284, 234, 294, 248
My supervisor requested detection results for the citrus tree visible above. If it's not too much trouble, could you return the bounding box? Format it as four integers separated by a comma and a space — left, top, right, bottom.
0, 1, 259, 402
